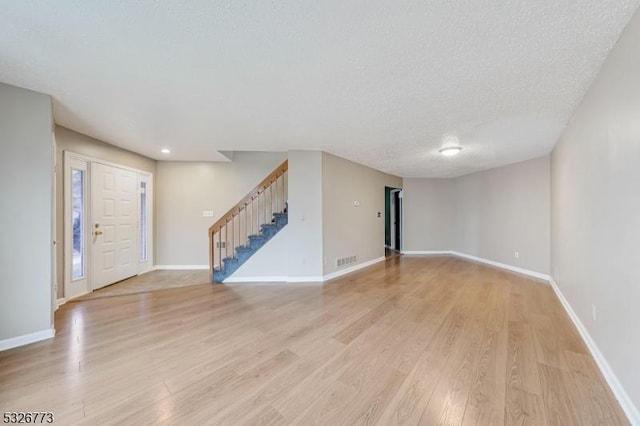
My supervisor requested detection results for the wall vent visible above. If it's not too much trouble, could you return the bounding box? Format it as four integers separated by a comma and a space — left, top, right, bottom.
336, 255, 357, 268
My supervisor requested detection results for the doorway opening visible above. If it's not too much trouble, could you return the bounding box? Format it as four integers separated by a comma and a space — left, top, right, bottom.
385, 186, 403, 257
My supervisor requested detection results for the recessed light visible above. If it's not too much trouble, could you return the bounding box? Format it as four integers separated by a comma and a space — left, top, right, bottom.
439, 146, 462, 156
161, 149, 171, 154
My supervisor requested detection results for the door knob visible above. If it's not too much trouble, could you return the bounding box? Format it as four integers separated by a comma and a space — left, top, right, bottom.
94, 230, 103, 236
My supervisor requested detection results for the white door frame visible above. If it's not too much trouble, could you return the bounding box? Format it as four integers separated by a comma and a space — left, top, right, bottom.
63, 151, 154, 300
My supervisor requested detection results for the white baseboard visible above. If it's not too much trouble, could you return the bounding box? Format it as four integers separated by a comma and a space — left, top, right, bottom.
56, 298, 66, 309
400, 250, 550, 281
224, 257, 386, 284
0, 328, 55, 352
323, 256, 386, 281
154, 265, 209, 270
450, 251, 550, 281
402, 250, 452, 255
224, 276, 288, 283
548, 278, 639, 425
286, 276, 324, 283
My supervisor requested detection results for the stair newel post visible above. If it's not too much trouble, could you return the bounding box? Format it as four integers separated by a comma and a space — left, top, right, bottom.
275, 175, 279, 213
218, 230, 221, 272
269, 183, 272, 222
284, 170, 287, 211
273, 181, 275, 218
209, 231, 216, 278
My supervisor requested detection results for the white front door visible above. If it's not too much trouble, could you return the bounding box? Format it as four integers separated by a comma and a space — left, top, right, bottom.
92, 162, 138, 289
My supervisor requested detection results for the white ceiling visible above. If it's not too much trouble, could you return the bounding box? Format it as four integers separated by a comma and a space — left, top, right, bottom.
1, 1, 638, 177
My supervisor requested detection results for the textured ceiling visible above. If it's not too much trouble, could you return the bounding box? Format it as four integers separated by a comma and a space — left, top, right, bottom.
1, 1, 638, 177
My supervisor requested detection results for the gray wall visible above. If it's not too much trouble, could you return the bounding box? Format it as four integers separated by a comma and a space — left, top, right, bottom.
403, 178, 454, 252
402, 156, 550, 275
0, 83, 54, 342
286, 150, 324, 278
155, 152, 286, 266
322, 152, 402, 275
551, 7, 640, 409
54, 126, 156, 298
454, 156, 550, 274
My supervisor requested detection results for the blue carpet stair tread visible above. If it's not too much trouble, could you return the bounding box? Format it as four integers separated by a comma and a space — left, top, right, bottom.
213, 212, 287, 283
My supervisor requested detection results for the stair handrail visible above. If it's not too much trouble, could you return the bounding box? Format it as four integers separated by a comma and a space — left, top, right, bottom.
208, 159, 288, 277
207, 159, 288, 237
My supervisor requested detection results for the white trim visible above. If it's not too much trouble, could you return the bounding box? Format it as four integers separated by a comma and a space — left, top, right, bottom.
548, 278, 640, 425
0, 328, 55, 352
323, 256, 386, 281
154, 265, 209, 270
285, 276, 325, 283
137, 172, 154, 274
64, 153, 90, 300
402, 250, 452, 255
56, 298, 66, 308
225, 257, 387, 284
450, 251, 550, 281
224, 276, 288, 283
65, 151, 148, 175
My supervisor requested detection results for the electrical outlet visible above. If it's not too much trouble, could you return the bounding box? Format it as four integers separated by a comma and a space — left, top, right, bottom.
592, 305, 597, 321
514, 251, 519, 259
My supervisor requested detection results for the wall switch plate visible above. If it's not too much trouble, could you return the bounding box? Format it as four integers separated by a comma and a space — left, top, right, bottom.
353, 200, 360, 207
514, 251, 520, 259
202, 210, 214, 217
592, 305, 597, 321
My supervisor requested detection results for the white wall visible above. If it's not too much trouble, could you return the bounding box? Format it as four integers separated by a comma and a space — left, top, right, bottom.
551, 6, 640, 418
231, 226, 289, 280
286, 150, 324, 279
0, 83, 54, 347
322, 152, 402, 275
454, 156, 550, 274
155, 152, 287, 266
402, 156, 550, 275
402, 178, 454, 252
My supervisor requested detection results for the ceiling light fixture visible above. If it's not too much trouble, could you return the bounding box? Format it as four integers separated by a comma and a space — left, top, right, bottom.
439, 146, 462, 156
161, 148, 171, 154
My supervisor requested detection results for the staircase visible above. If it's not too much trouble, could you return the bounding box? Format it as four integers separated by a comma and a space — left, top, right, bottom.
209, 160, 288, 283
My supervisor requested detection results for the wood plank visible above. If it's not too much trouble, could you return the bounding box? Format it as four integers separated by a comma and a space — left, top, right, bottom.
0, 259, 628, 425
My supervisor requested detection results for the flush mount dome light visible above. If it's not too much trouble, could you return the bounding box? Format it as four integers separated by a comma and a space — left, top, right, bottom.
161, 148, 171, 154
439, 146, 462, 156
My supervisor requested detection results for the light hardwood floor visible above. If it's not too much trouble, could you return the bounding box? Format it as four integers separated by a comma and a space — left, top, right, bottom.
77, 269, 210, 300
0, 256, 628, 425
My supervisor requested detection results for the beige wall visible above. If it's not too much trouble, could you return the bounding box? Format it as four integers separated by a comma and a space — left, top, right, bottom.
54, 126, 156, 299
402, 178, 454, 252
0, 83, 54, 343
155, 152, 287, 266
551, 6, 640, 413
322, 152, 402, 275
454, 156, 550, 274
